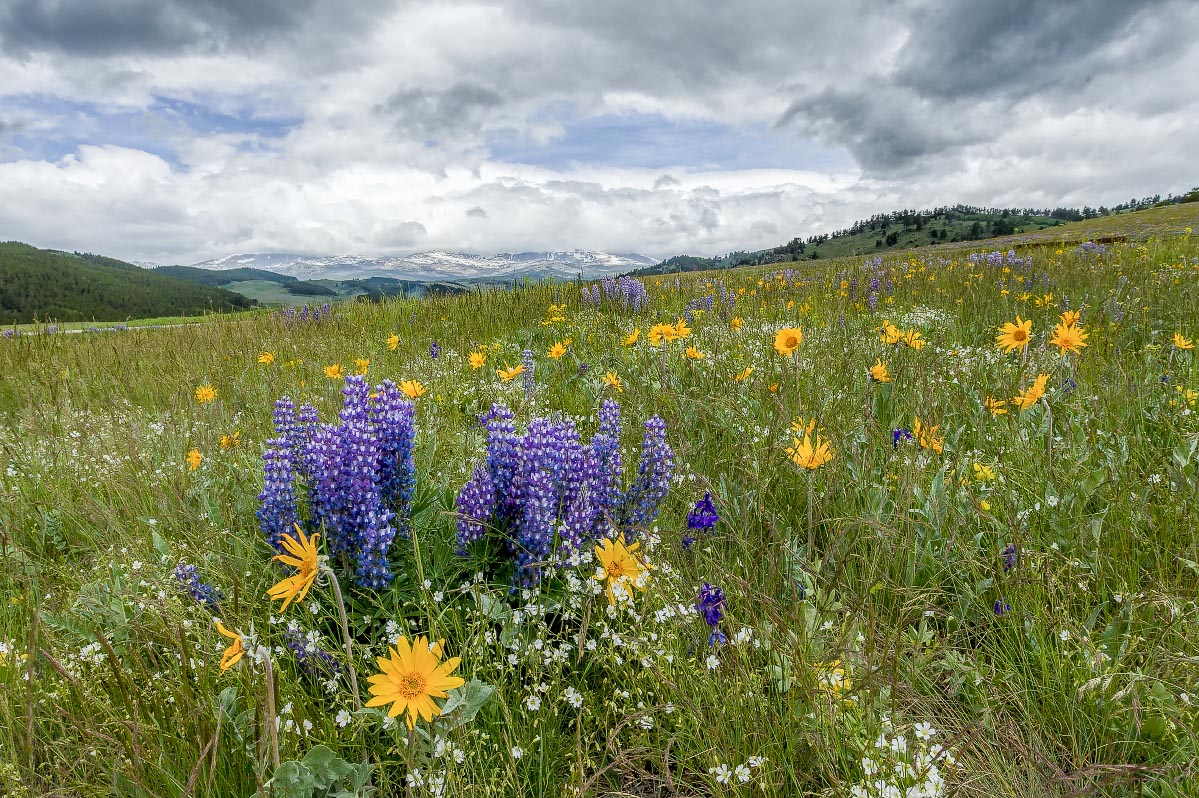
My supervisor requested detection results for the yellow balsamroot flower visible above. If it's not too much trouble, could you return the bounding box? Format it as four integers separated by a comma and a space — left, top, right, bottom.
1173, 332, 1194, 351
869, 359, 891, 383
497, 364, 525, 382
400, 380, 426, 399
902, 329, 926, 350
1012, 373, 1049, 411
684, 346, 705, 360
267, 526, 321, 612
547, 341, 568, 359
602, 371, 624, 393
194, 384, 218, 404
648, 322, 677, 346
1016, 292, 1031, 302
355, 358, 370, 375
673, 318, 692, 339
1049, 322, 1088, 356
731, 316, 744, 330
768, 383, 780, 393
387, 334, 400, 351
1059, 310, 1081, 327
734, 366, 753, 382
787, 433, 833, 470
913, 417, 944, 454
622, 329, 641, 346
216, 621, 244, 671
258, 351, 276, 365
1033, 293, 1054, 308
593, 535, 651, 604
186, 449, 203, 470
220, 432, 241, 450
774, 327, 803, 356
469, 351, 487, 369
996, 316, 1033, 354
985, 396, 1008, 416
880, 321, 904, 345
973, 463, 996, 481
324, 364, 345, 380
979, 499, 992, 512
365, 635, 465, 729
790, 417, 818, 436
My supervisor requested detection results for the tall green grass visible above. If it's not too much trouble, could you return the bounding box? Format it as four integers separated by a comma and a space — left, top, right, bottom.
1, 206, 1197, 797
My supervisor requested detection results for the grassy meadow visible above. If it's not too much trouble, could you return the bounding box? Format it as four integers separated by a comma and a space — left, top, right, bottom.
1, 206, 1198, 797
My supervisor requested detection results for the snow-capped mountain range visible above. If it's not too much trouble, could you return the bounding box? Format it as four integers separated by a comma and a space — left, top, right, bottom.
184, 250, 656, 282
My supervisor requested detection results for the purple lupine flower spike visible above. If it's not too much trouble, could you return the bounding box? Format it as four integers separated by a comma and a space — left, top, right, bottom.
257, 436, 300, 551
619, 415, 674, 539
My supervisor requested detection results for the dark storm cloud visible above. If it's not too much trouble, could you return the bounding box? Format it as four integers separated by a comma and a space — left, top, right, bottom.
776, 89, 981, 173
895, 0, 1172, 100
773, 0, 1193, 172
0, 0, 349, 56
465, 206, 488, 218
378, 83, 504, 139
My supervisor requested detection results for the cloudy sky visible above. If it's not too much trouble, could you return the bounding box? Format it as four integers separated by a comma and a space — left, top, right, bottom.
1, 0, 1196, 265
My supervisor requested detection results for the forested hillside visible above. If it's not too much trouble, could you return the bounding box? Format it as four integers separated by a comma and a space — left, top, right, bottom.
633, 191, 1199, 276
0, 243, 255, 324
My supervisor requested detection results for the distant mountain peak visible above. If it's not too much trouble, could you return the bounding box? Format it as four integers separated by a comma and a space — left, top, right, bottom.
187, 250, 655, 281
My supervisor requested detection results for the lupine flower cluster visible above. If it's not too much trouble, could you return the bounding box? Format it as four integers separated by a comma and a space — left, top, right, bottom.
859, 256, 893, 312
581, 276, 649, 313
274, 303, 334, 323
456, 399, 673, 585
257, 375, 416, 589
683, 295, 714, 323
968, 249, 1033, 269
696, 582, 727, 646
1075, 241, 1108, 257
173, 562, 223, 608
429, 341, 441, 359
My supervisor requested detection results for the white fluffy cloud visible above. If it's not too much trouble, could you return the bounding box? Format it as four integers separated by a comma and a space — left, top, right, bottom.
0, 0, 1195, 264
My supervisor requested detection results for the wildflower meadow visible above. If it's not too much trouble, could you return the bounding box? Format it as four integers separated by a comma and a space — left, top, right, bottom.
2, 206, 1198, 797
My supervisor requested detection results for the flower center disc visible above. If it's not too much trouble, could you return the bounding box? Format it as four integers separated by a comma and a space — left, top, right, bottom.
398, 672, 427, 698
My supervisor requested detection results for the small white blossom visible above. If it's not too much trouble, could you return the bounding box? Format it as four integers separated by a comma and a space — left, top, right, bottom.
710, 764, 732, 784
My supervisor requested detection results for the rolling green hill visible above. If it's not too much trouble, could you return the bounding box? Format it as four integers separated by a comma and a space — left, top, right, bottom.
154, 265, 337, 297
0, 242, 255, 324
158, 265, 467, 305
632, 192, 1199, 276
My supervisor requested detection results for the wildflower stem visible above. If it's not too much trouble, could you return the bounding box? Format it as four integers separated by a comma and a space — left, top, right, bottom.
806, 471, 815, 557
261, 649, 281, 771
405, 725, 418, 798
1044, 399, 1053, 463
325, 568, 362, 712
